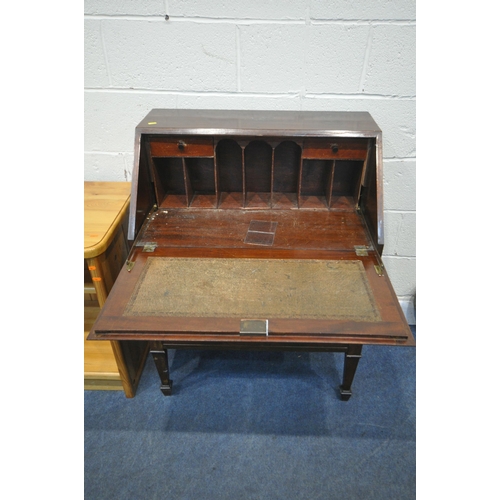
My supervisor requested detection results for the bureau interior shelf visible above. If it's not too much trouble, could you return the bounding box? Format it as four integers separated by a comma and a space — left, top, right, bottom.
146, 136, 371, 212
135, 208, 371, 252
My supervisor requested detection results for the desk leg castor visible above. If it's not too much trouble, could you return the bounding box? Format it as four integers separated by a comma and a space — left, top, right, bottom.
339, 344, 362, 401
339, 387, 352, 401
150, 342, 173, 396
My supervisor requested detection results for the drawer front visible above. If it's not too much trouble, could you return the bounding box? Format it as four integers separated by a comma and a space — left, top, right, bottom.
149, 137, 214, 157
302, 138, 367, 160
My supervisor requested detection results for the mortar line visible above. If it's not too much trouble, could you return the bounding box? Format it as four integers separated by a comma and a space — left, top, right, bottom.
300, 1, 312, 109
99, 20, 112, 87
381, 255, 416, 260
236, 25, 241, 92
84, 15, 305, 24
83, 88, 415, 100
384, 209, 415, 214
312, 19, 415, 26
384, 158, 416, 163
85, 15, 415, 26
359, 24, 373, 93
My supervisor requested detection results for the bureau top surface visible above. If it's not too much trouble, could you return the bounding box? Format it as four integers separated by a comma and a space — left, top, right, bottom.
136, 109, 381, 137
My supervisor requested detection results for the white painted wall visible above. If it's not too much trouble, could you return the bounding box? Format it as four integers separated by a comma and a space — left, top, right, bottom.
84, 0, 416, 323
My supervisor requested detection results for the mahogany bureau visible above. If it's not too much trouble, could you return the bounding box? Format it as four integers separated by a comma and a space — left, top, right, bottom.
88, 109, 415, 400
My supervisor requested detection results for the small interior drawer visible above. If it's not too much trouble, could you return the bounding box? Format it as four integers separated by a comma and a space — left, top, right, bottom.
302, 138, 367, 160
150, 137, 214, 157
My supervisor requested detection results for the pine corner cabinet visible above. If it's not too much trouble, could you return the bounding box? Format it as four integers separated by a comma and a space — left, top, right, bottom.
88, 109, 415, 400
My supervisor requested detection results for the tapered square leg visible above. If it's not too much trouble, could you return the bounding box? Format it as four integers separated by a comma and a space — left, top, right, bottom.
150, 341, 173, 396
339, 344, 363, 401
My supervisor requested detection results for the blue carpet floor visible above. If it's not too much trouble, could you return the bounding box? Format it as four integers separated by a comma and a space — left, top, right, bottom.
85, 326, 415, 500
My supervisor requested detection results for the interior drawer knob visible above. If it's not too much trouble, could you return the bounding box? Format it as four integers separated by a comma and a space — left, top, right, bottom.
177, 140, 186, 150
331, 144, 339, 153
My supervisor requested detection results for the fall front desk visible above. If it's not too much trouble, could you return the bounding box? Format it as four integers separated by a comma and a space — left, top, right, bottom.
88, 109, 415, 400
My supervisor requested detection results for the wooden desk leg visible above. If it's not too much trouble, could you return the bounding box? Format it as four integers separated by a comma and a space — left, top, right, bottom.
87, 256, 138, 398
86, 257, 108, 307
339, 344, 363, 401
150, 342, 173, 396
110, 341, 137, 398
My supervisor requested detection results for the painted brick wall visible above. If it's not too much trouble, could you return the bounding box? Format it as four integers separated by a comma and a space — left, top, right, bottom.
84, 0, 416, 322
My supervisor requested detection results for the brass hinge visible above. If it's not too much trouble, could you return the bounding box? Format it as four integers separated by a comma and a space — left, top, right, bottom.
374, 264, 384, 276
126, 260, 135, 272
354, 245, 369, 256
142, 242, 158, 252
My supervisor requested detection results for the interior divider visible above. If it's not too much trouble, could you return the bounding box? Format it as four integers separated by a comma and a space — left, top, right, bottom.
154, 136, 367, 211
273, 140, 301, 209
270, 147, 276, 208
243, 140, 273, 209
241, 144, 246, 208
213, 150, 219, 207
298, 155, 304, 209
215, 139, 243, 208
355, 142, 372, 204
182, 158, 192, 207
326, 160, 336, 208
147, 142, 165, 208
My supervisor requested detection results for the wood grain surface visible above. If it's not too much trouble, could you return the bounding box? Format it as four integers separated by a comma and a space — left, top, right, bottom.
84, 182, 131, 258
